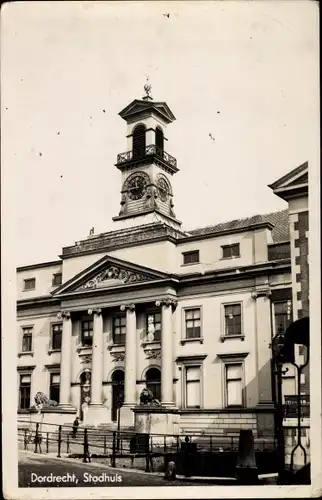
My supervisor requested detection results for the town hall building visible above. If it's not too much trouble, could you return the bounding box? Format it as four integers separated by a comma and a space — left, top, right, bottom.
16, 88, 309, 437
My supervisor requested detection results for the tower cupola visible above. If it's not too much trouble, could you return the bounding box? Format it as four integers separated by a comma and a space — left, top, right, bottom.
112, 84, 181, 229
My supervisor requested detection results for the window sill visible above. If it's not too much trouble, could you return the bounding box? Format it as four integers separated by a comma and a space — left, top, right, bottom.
48, 349, 61, 355
180, 338, 204, 345
141, 340, 161, 348
18, 351, 34, 357
220, 334, 245, 342
108, 344, 125, 352
181, 263, 200, 267
22, 289, 36, 292
76, 345, 92, 353
219, 256, 240, 261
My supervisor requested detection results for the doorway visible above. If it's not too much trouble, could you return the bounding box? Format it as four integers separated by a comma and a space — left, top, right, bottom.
79, 370, 91, 421
146, 367, 161, 402
111, 370, 124, 422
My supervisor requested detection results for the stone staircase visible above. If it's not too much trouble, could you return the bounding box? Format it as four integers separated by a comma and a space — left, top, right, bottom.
46, 422, 136, 454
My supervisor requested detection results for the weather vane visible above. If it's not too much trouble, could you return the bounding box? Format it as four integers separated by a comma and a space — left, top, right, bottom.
143, 76, 152, 100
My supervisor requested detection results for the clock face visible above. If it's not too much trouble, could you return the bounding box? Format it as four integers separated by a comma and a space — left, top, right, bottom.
127, 174, 148, 200
157, 178, 169, 202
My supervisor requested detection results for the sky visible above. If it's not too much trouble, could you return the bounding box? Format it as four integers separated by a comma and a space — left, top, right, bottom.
1, 1, 319, 267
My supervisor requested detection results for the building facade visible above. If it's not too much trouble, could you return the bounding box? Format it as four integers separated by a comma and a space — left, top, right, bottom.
17, 91, 305, 436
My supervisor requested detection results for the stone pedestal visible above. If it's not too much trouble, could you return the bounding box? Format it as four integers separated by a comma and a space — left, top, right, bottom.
83, 404, 108, 427
120, 404, 135, 428
28, 407, 77, 433
133, 406, 180, 444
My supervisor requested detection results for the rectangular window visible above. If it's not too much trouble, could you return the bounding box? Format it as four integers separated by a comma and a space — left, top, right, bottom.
185, 308, 201, 339
225, 363, 243, 406
112, 316, 126, 345
185, 366, 201, 408
224, 304, 242, 336
24, 278, 36, 290
222, 244, 240, 259
19, 374, 31, 409
51, 324, 62, 350
21, 327, 33, 352
81, 319, 93, 346
274, 301, 292, 335
183, 250, 200, 265
52, 273, 62, 286
49, 373, 60, 403
146, 312, 161, 342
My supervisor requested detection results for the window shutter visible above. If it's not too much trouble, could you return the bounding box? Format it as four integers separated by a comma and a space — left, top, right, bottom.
132, 125, 146, 159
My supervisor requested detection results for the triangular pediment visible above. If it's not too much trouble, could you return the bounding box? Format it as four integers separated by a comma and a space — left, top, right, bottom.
268, 162, 308, 191
119, 99, 176, 124
52, 255, 171, 296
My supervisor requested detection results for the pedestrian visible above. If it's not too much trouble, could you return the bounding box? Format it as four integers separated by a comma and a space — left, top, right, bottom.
72, 417, 79, 438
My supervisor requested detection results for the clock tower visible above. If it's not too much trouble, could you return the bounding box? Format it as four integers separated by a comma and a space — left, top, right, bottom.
112, 84, 182, 230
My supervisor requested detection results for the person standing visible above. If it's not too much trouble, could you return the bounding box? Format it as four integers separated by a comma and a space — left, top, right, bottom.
72, 417, 79, 438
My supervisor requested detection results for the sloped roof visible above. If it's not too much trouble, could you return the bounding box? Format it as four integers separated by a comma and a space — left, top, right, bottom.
119, 99, 176, 123
268, 161, 308, 190
188, 209, 290, 243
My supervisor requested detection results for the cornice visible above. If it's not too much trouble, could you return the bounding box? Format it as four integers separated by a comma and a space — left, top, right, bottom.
17, 260, 62, 272
178, 259, 291, 285
16, 260, 290, 308
17, 296, 61, 309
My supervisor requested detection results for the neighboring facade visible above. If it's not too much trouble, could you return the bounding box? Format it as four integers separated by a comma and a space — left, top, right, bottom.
17, 90, 301, 437
269, 163, 310, 468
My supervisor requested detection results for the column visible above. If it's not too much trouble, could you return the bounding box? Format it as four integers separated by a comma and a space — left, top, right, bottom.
89, 308, 103, 405
156, 298, 177, 406
252, 288, 274, 405
58, 311, 72, 406
121, 304, 136, 406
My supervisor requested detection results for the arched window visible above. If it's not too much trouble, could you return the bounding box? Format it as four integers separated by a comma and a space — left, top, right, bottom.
155, 126, 164, 154
111, 370, 124, 422
132, 124, 146, 160
79, 370, 91, 421
146, 367, 161, 402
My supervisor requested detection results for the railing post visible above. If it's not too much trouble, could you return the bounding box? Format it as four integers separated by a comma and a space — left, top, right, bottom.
164, 436, 167, 454
67, 432, 70, 454
83, 428, 90, 463
176, 436, 179, 453
34, 423, 39, 453
24, 429, 28, 450
104, 435, 107, 455
111, 431, 116, 468
57, 425, 62, 458
210, 435, 213, 453
46, 432, 49, 453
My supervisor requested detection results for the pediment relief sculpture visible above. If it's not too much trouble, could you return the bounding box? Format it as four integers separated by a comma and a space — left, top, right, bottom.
78, 265, 155, 290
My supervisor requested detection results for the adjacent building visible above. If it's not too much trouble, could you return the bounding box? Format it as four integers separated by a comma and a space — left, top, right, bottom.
17, 90, 308, 437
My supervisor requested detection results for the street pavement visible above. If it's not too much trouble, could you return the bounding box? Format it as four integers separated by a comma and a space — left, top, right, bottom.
18, 451, 203, 487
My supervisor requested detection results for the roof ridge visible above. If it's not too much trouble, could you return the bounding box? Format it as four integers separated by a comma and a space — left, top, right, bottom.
187, 209, 288, 233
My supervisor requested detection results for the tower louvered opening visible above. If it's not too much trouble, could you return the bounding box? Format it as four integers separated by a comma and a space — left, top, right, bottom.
155, 126, 164, 153
132, 124, 146, 160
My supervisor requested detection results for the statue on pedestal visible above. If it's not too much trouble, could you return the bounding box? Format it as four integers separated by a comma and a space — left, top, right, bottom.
139, 388, 161, 406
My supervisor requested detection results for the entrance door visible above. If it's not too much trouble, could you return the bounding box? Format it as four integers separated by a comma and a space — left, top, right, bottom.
80, 370, 91, 421
146, 367, 161, 402
111, 370, 124, 422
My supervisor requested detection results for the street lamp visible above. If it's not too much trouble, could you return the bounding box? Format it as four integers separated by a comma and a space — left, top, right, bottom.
271, 331, 289, 482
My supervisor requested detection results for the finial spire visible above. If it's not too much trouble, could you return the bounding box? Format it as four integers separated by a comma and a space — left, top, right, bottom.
142, 76, 153, 101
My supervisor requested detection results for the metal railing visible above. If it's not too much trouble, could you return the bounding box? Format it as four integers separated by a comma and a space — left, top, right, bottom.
116, 145, 177, 169
18, 419, 277, 458
283, 395, 310, 418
